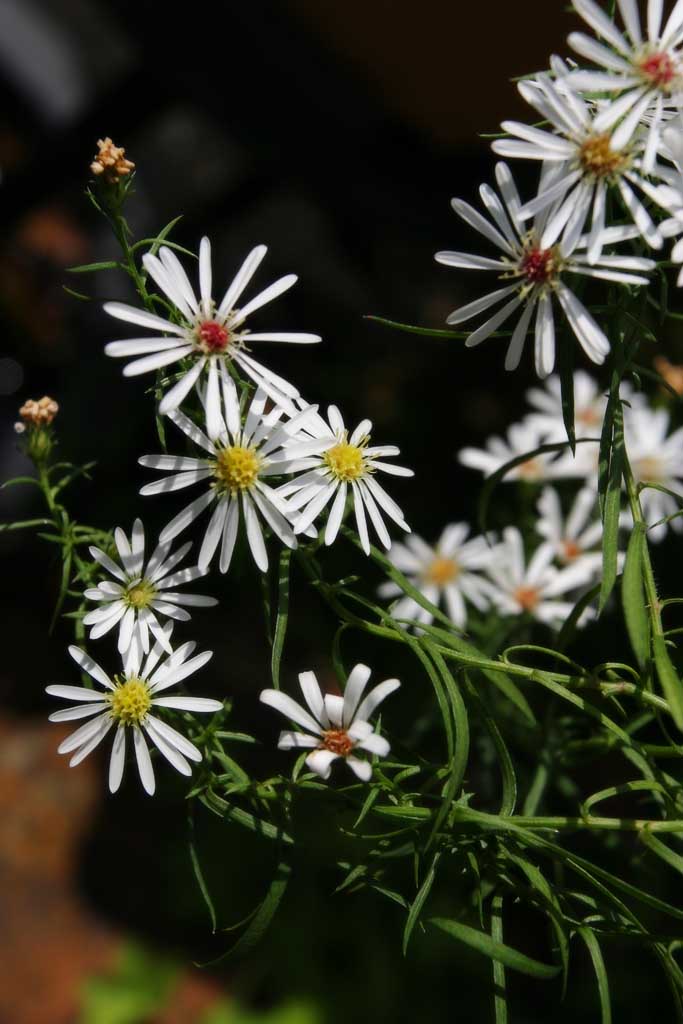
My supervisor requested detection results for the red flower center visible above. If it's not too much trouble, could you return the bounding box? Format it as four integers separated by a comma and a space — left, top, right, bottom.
639, 51, 676, 87
197, 320, 230, 353
520, 247, 556, 285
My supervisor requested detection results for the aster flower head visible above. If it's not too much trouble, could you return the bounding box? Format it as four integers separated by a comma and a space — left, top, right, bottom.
276, 404, 414, 554
435, 163, 654, 378
568, 0, 683, 170
260, 664, 400, 781
624, 404, 683, 540
378, 524, 494, 630
104, 237, 321, 415
46, 632, 222, 796
458, 419, 583, 482
525, 370, 646, 442
139, 373, 325, 574
492, 71, 674, 259
536, 486, 605, 580
83, 518, 217, 660
484, 526, 594, 625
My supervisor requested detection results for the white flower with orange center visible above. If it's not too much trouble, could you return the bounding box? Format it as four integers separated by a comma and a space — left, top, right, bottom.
567, 0, 683, 171
46, 632, 222, 796
104, 237, 320, 415
624, 405, 683, 541
139, 375, 324, 573
435, 163, 654, 378
378, 525, 494, 629
525, 370, 646, 442
536, 486, 605, 581
492, 71, 675, 260
83, 518, 217, 659
458, 420, 583, 483
484, 526, 594, 625
277, 405, 414, 554
260, 663, 400, 781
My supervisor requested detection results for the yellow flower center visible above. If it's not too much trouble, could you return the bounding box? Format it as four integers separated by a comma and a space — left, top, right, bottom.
424, 556, 460, 586
324, 441, 366, 481
214, 445, 261, 493
634, 456, 664, 483
125, 579, 156, 609
108, 678, 152, 726
579, 133, 630, 180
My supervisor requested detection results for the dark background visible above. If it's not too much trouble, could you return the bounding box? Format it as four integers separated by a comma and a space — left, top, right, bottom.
0, 2, 678, 1022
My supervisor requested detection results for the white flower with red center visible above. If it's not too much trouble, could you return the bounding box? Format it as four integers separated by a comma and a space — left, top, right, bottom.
484, 526, 594, 625
435, 163, 654, 378
83, 518, 217, 660
276, 405, 413, 554
260, 664, 400, 781
458, 419, 583, 482
139, 375, 324, 574
536, 486, 604, 580
46, 633, 222, 796
104, 238, 320, 415
624, 405, 683, 541
567, 0, 683, 170
492, 72, 675, 260
378, 524, 494, 629
525, 370, 646, 442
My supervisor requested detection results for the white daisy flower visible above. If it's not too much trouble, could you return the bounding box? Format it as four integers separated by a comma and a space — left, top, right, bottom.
276, 405, 414, 554
492, 72, 673, 259
104, 238, 321, 415
525, 370, 646, 442
624, 404, 683, 540
536, 486, 604, 579
435, 163, 654, 378
458, 419, 583, 482
260, 663, 400, 782
83, 518, 217, 659
378, 524, 494, 629
484, 526, 594, 625
46, 633, 222, 796
656, 123, 683, 282
568, 0, 683, 170
139, 374, 324, 574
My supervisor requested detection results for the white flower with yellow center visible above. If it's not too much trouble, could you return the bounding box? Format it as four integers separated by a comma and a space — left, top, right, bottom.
83, 518, 217, 658
260, 663, 400, 781
484, 526, 594, 625
139, 375, 325, 573
276, 405, 414, 554
378, 524, 494, 629
536, 486, 605, 580
492, 72, 675, 260
46, 633, 222, 796
458, 420, 583, 483
624, 405, 683, 541
567, 0, 683, 170
435, 162, 654, 377
104, 237, 320, 415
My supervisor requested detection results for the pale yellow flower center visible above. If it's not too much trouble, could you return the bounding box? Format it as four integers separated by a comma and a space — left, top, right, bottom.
634, 456, 664, 483
108, 678, 152, 726
579, 133, 630, 180
125, 579, 156, 609
424, 556, 460, 586
324, 441, 366, 482
214, 445, 261, 493
514, 586, 540, 612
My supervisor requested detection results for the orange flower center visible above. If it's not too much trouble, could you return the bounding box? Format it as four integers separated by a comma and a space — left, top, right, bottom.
514, 586, 540, 612
561, 540, 582, 562
424, 556, 460, 586
321, 729, 354, 756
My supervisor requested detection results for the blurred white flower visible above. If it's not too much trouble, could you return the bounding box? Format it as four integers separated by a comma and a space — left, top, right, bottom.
568, 0, 683, 171
260, 664, 399, 781
104, 238, 320, 414
458, 419, 582, 482
46, 632, 221, 796
83, 518, 217, 659
484, 526, 593, 625
536, 486, 604, 580
277, 405, 413, 554
493, 72, 673, 258
378, 525, 494, 629
525, 370, 646, 442
139, 375, 323, 573
435, 163, 654, 377
624, 405, 683, 540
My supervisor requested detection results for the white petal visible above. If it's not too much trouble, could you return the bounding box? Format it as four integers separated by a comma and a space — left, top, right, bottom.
342, 663, 372, 727
305, 749, 339, 779
133, 727, 156, 795
217, 245, 268, 318
355, 678, 401, 722
260, 688, 322, 734
67, 646, 114, 690
158, 359, 207, 415
109, 725, 126, 792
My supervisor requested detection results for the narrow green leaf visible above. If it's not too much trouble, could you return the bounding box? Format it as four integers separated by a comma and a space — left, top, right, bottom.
403, 852, 441, 955
201, 860, 291, 965
62, 286, 92, 301
640, 827, 683, 877
557, 582, 601, 651
364, 315, 476, 339
577, 928, 612, 1024
66, 260, 119, 273
491, 896, 508, 1024
271, 549, 291, 690
0, 517, 52, 533
188, 808, 217, 932
431, 917, 560, 979
652, 634, 683, 731
599, 401, 624, 613
558, 330, 576, 452
622, 524, 649, 668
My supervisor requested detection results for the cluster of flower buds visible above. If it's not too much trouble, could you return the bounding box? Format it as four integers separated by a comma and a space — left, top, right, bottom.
15, 395, 59, 431
90, 137, 135, 184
